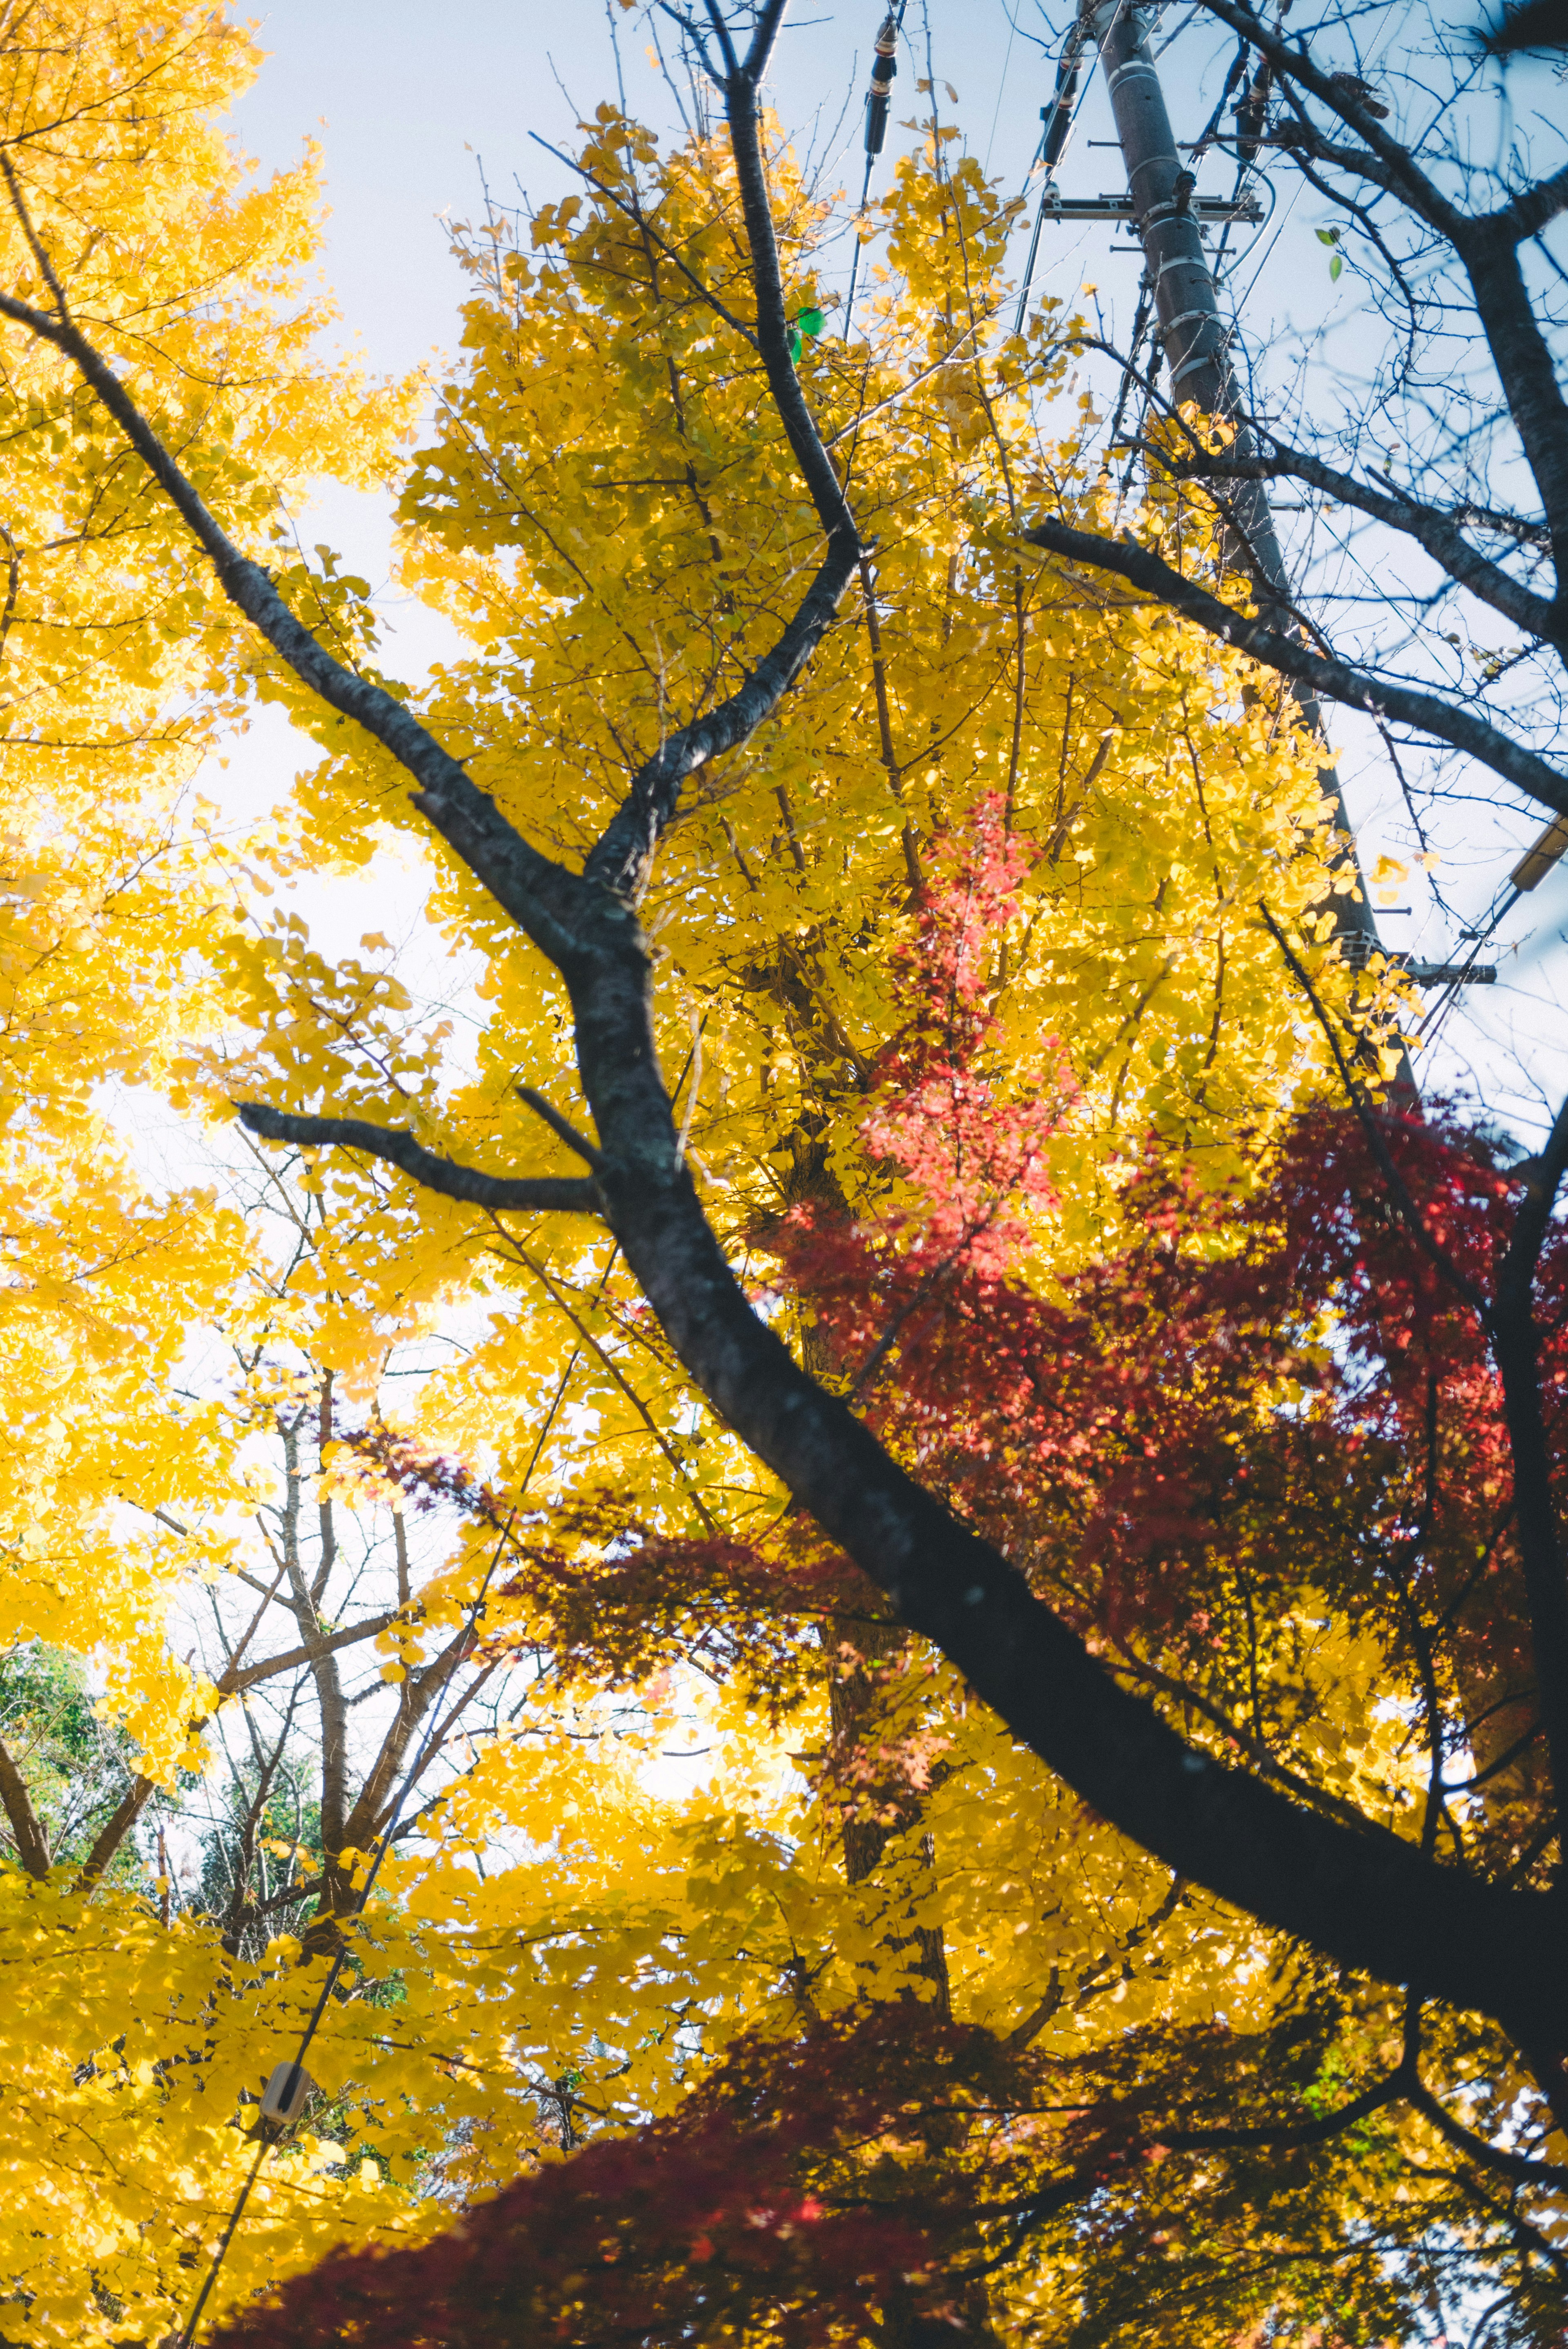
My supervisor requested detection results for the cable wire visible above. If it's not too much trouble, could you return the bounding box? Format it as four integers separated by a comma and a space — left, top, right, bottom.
982, 0, 1021, 176
1211, 165, 1277, 290
173, 1197, 655, 2341
1103, 270, 1156, 516
175, 1019, 713, 2340
843, 2, 909, 342
1011, 16, 1108, 334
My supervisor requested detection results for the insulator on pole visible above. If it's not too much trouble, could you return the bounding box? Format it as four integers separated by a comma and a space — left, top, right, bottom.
863, 8, 901, 160
1511, 810, 1568, 894
1012, 21, 1093, 336
844, 2, 908, 342
1400, 961, 1498, 985
1037, 41, 1085, 176
260, 2060, 315, 2132
1233, 58, 1272, 161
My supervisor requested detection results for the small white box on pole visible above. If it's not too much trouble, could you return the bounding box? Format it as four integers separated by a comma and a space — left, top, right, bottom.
259, 2061, 314, 2126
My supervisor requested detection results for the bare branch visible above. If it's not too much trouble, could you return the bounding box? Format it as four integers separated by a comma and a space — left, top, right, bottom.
236, 1104, 604, 1216
1160, 444, 1561, 650
1021, 515, 1568, 822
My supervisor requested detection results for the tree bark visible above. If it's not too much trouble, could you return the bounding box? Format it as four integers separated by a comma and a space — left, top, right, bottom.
16, 0, 1567, 2051
0, 1733, 51, 1879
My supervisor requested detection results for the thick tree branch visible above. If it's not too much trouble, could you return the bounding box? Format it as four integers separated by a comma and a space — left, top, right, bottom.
217, 1701, 298, 1953
78, 1777, 157, 1885
75, 1563, 367, 1886
578, 539, 858, 901
1159, 444, 1561, 649
581, 29, 860, 901
1161, 2064, 1568, 2184
0, 1732, 52, 1879
223, 1611, 402, 1700
235, 1104, 604, 1215
1187, 3, 1568, 553
1457, 209, 1568, 560
1162, 2073, 1403, 2153
271, 1414, 352, 1876
0, 262, 595, 980
1407, 2074, 1568, 2189
1020, 515, 1568, 822
1192, 0, 1464, 231
336, 1629, 497, 1881
1502, 168, 1568, 245
0, 55, 856, 1177
581, 1151, 1568, 2041
1489, 1090, 1568, 1823
76, 1601, 457, 1892
29, 0, 1568, 2052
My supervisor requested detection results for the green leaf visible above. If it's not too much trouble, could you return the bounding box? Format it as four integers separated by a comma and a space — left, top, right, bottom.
1315, 227, 1341, 246
796, 305, 825, 338
1329, 252, 1343, 282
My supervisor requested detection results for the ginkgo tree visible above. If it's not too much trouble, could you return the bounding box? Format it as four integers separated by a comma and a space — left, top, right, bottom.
0, 0, 1563, 2345
0, 0, 525, 2328
0, 0, 416, 1803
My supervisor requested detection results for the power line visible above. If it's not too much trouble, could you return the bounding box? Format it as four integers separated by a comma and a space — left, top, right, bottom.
1011, 16, 1106, 334
175, 1009, 715, 2341
982, 0, 1021, 176
843, 3, 909, 342
174, 1213, 643, 2342
1418, 813, 1568, 1053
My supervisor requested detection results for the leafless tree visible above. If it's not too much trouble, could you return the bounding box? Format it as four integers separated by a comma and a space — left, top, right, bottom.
1025, 0, 1568, 918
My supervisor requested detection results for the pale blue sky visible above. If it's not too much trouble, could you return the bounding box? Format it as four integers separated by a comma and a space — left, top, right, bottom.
208, 0, 1568, 1130
225, 2, 1049, 376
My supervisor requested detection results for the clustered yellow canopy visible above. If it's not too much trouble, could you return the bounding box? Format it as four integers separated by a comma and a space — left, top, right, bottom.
0, 6, 1421, 2341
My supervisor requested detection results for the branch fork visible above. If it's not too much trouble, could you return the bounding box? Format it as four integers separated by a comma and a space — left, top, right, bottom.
7, 0, 1566, 2055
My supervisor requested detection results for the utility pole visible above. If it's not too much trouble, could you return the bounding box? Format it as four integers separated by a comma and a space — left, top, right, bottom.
1009, 0, 1550, 1054
1091, 0, 1392, 976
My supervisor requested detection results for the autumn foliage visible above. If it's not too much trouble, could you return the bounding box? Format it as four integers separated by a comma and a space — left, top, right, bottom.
0, 5, 1561, 2348
218, 821, 1566, 2346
